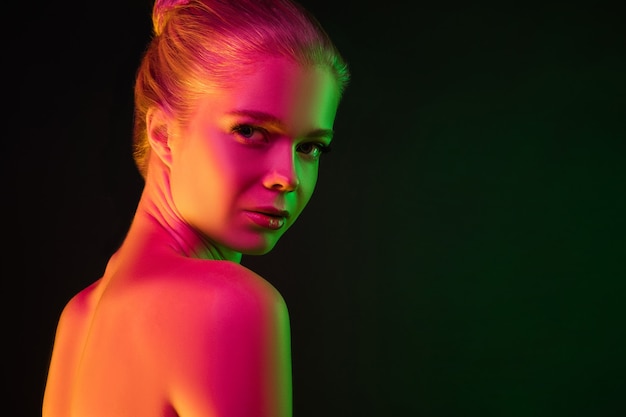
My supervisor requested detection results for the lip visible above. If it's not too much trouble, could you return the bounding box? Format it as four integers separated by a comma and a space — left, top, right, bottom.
245, 207, 290, 230
253, 206, 290, 218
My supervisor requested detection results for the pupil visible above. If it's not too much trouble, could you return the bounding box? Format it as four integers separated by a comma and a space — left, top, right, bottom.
242, 126, 253, 137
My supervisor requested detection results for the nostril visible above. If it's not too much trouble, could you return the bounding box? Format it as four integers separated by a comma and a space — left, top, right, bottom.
264, 171, 299, 192
271, 180, 298, 192
263, 169, 300, 192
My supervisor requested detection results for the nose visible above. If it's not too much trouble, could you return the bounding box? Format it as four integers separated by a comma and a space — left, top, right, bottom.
262, 147, 299, 192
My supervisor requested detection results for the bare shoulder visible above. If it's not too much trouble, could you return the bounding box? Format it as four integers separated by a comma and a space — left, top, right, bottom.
120, 258, 289, 356
42, 279, 104, 417
140, 259, 286, 314
125, 259, 291, 415
55, 279, 102, 333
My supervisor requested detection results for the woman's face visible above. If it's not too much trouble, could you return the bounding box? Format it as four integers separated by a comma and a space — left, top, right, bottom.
168, 57, 340, 257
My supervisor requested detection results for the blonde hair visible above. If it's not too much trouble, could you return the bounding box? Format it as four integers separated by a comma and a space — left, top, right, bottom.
132, 0, 350, 178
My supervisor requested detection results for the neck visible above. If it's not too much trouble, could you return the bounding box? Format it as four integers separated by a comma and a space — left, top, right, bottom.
122, 159, 242, 263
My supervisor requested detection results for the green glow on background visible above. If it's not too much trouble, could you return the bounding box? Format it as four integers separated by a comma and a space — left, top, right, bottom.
7, 1, 625, 416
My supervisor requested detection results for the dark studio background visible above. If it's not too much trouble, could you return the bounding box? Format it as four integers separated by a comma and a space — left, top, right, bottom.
6, 1, 625, 416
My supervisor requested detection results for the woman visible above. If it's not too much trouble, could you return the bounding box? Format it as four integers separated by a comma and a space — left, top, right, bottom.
42, 0, 350, 416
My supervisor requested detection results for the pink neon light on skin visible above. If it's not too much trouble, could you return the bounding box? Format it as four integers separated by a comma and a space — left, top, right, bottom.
167, 57, 339, 259
42, 57, 340, 417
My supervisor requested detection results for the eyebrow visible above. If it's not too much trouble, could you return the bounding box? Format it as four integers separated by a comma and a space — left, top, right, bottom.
227, 109, 334, 140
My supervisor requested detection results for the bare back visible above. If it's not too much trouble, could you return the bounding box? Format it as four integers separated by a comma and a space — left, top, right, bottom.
42, 255, 292, 417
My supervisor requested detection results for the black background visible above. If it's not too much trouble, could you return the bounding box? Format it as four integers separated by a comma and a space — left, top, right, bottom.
7, 1, 626, 416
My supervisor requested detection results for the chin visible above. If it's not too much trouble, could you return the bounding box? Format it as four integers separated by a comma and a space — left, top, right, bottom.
228, 228, 288, 256
234, 235, 281, 256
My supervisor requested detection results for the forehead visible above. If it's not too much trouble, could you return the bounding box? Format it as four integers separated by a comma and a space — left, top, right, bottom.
195, 57, 340, 131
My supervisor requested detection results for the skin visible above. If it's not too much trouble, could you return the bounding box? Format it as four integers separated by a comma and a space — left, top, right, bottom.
42, 57, 340, 417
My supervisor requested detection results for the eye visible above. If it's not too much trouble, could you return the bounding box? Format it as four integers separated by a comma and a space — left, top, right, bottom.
231, 124, 268, 144
297, 142, 331, 160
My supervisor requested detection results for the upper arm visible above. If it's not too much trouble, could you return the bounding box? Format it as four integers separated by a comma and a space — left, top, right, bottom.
164, 267, 292, 417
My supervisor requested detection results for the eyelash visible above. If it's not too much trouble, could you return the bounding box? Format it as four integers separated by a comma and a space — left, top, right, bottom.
231, 123, 267, 143
230, 123, 332, 159
298, 142, 332, 158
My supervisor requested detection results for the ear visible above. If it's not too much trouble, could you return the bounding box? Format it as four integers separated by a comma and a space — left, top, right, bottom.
146, 106, 173, 168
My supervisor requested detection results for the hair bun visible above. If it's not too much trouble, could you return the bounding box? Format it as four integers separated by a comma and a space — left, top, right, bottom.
153, 0, 191, 35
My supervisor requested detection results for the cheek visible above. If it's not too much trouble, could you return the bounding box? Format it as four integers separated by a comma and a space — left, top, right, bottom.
170, 137, 236, 222
297, 163, 319, 207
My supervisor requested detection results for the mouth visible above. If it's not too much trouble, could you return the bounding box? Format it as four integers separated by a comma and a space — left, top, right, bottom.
254, 207, 290, 218
245, 207, 290, 230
